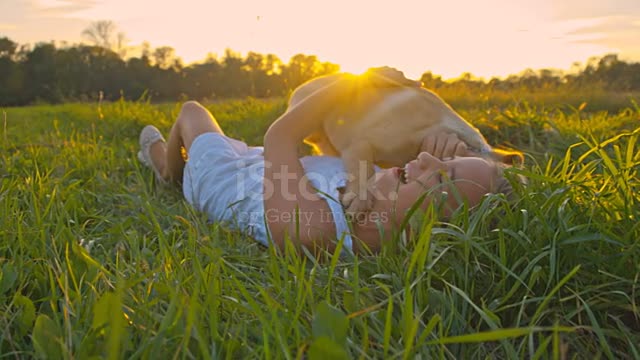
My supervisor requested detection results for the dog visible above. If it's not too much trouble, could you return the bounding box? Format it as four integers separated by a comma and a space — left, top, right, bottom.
287, 70, 521, 215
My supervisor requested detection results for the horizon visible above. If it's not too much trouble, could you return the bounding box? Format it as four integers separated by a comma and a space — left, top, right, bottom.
2, 34, 628, 82
2, 0, 640, 79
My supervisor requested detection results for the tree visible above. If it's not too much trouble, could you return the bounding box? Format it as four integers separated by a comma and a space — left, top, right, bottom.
82, 20, 127, 56
23, 43, 61, 102
152, 46, 176, 69
115, 32, 128, 58
183, 58, 223, 99
219, 49, 250, 97
419, 71, 444, 89
0, 37, 24, 104
0, 37, 17, 58
82, 20, 116, 48
281, 54, 338, 90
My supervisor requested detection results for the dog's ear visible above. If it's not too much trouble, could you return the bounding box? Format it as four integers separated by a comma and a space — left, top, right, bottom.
491, 149, 524, 166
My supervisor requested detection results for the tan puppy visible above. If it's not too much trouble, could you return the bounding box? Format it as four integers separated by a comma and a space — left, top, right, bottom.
287, 70, 520, 215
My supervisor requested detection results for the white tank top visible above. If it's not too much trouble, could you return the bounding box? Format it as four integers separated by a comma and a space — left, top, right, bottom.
182, 133, 354, 252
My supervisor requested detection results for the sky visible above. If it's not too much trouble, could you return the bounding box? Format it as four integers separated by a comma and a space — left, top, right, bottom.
1, 0, 639, 79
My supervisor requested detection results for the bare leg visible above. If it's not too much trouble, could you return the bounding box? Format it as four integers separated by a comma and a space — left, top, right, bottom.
150, 101, 224, 182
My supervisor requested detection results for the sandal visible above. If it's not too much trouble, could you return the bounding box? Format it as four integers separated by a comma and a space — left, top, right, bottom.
137, 125, 166, 182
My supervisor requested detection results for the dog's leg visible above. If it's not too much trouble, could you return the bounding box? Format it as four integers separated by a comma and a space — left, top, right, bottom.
304, 130, 340, 156
340, 142, 376, 216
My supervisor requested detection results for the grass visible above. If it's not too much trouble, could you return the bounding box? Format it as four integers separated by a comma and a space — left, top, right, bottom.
0, 96, 639, 359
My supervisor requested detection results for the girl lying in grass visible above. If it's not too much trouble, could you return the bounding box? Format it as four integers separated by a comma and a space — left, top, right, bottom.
137, 69, 515, 254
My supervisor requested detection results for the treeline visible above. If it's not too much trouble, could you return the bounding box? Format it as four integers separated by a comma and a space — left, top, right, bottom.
420, 54, 640, 95
0, 36, 339, 106
1, 34, 640, 107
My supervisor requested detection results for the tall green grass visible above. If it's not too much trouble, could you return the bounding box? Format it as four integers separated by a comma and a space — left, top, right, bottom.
0, 97, 638, 358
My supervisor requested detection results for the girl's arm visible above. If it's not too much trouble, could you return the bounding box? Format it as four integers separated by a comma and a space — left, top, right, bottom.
263, 68, 416, 251
263, 76, 356, 251
270, 67, 419, 143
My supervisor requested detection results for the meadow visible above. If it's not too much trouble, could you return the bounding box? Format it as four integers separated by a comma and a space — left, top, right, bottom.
0, 95, 639, 359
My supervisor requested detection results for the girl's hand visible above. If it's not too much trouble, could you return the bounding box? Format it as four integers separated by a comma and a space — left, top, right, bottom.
420, 132, 474, 160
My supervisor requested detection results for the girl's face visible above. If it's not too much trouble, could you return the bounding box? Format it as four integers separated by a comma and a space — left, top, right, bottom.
372, 152, 497, 216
